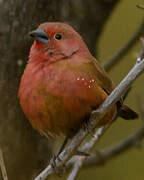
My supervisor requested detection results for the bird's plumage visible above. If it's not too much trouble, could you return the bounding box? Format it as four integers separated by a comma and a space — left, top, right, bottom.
18, 22, 138, 138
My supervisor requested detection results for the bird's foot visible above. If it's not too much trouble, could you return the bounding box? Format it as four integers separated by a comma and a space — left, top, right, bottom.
82, 120, 95, 137
50, 154, 66, 176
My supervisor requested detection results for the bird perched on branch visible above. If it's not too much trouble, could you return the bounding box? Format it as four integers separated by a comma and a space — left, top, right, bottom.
18, 22, 138, 155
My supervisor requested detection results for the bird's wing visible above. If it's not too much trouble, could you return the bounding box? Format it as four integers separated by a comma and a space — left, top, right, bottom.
91, 57, 114, 93
91, 57, 123, 106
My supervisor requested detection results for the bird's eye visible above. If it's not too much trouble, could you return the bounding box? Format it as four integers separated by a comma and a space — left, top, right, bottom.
54, 34, 62, 40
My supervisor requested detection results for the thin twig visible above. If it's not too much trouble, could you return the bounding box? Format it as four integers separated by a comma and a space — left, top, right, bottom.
66, 123, 144, 169
83, 125, 144, 168
0, 147, 8, 180
34, 40, 144, 180
103, 19, 144, 71
67, 126, 107, 180
137, 5, 144, 9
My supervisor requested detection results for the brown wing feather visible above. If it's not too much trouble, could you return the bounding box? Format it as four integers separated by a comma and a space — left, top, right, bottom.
91, 57, 138, 120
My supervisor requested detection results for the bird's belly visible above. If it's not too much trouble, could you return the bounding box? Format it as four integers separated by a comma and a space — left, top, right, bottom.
20, 86, 116, 138
19, 85, 88, 137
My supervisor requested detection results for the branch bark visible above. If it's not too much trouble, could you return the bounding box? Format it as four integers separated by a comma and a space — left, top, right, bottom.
34, 39, 144, 180
0, 147, 8, 180
82, 125, 144, 168
66, 123, 144, 171
67, 126, 107, 180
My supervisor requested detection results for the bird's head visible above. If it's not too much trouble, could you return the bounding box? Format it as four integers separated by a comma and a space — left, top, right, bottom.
29, 22, 90, 64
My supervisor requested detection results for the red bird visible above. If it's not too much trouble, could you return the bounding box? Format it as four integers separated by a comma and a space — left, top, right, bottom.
18, 22, 138, 153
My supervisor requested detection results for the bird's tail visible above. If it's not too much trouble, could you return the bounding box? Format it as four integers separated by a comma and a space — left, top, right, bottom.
118, 105, 138, 120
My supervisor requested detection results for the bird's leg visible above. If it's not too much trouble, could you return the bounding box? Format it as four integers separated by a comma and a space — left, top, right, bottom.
57, 137, 68, 157
50, 155, 65, 177
50, 137, 68, 175
82, 119, 95, 138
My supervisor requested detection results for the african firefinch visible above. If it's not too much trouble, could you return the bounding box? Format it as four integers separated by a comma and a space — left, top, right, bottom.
18, 22, 138, 153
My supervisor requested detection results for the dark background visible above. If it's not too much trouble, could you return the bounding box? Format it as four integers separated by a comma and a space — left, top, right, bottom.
0, 0, 143, 180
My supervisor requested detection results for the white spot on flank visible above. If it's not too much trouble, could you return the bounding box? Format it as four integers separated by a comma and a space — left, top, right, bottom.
77, 77, 80, 81
82, 78, 84, 81
88, 85, 91, 88
91, 79, 95, 82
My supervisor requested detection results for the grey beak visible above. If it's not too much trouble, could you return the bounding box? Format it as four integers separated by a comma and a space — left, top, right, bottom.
29, 30, 49, 44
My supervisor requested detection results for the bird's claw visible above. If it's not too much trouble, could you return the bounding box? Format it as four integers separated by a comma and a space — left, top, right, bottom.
50, 154, 66, 176
82, 121, 95, 137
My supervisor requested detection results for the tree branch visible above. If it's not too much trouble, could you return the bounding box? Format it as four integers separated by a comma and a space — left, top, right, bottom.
60, 98, 144, 177
0, 147, 8, 180
137, 5, 144, 9
66, 124, 144, 170
83, 124, 144, 168
34, 39, 144, 180
103, 18, 144, 71
67, 126, 108, 180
